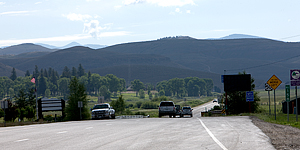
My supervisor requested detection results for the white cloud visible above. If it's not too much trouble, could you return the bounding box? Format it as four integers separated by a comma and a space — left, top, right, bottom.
123, 0, 145, 5
99, 31, 130, 37
0, 2, 5, 5
114, 5, 122, 10
0, 11, 33, 15
123, 0, 195, 7
83, 20, 111, 38
186, 10, 191, 13
175, 8, 181, 13
63, 13, 92, 21
35, 2, 42, 5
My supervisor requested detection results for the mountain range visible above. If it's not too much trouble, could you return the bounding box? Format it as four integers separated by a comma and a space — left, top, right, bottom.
1, 34, 299, 90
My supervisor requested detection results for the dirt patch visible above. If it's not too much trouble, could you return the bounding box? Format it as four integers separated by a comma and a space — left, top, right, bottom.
251, 116, 300, 150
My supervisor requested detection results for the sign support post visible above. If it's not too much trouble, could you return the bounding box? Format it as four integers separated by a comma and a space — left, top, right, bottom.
268, 91, 271, 115
78, 101, 83, 120
267, 75, 282, 120
296, 86, 298, 121
265, 83, 272, 115
286, 85, 290, 122
246, 91, 254, 113
290, 70, 300, 122
274, 90, 276, 120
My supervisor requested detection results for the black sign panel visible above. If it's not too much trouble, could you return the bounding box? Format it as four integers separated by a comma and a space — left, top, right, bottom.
224, 74, 251, 92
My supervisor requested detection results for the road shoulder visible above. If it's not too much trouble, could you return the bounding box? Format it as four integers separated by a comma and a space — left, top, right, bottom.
251, 116, 300, 150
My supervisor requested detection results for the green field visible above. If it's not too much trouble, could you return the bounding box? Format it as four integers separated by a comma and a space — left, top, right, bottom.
250, 88, 300, 129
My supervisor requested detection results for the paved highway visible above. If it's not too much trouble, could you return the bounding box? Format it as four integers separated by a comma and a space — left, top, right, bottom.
0, 101, 275, 150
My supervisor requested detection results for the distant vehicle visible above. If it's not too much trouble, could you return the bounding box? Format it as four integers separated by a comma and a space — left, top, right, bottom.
159, 101, 176, 118
213, 99, 217, 103
181, 106, 193, 117
91, 103, 115, 119
175, 105, 182, 118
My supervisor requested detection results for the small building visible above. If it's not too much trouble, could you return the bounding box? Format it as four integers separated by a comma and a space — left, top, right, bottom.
282, 98, 300, 114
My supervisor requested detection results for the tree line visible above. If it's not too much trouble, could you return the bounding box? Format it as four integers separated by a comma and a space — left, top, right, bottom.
2, 64, 125, 100
2, 65, 214, 101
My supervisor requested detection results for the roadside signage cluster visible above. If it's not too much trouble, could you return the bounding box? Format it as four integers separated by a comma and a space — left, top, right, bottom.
265, 83, 273, 91
266, 75, 282, 120
290, 69, 299, 121
246, 91, 254, 102
267, 75, 282, 90
286, 85, 290, 102
291, 69, 300, 86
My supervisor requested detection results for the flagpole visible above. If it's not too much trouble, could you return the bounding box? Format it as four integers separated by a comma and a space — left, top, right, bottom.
35, 82, 38, 120
32, 77, 38, 120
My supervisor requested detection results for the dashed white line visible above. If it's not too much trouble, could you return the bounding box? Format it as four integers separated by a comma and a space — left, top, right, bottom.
15, 139, 29, 142
85, 127, 93, 129
57, 131, 67, 134
198, 118, 228, 150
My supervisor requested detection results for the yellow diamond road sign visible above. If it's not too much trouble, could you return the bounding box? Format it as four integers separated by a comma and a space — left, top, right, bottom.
267, 75, 282, 90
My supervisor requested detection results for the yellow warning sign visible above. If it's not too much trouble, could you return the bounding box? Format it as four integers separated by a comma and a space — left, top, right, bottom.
267, 75, 282, 90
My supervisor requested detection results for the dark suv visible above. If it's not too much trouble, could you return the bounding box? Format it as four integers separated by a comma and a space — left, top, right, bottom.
159, 101, 176, 118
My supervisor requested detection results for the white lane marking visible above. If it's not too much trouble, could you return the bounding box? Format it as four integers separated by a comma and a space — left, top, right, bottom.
198, 119, 228, 150
15, 139, 29, 142
57, 131, 67, 134
86, 127, 93, 129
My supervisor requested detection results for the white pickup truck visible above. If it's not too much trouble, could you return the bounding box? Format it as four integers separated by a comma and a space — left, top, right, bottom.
91, 103, 115, 119
158, 101, 176, 118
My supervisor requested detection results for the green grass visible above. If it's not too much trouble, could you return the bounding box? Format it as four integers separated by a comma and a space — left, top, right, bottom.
245, 88, 300, 129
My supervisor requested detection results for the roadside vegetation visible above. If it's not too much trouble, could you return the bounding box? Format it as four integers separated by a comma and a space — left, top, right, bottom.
249, 88, 300, 129
0, 65, 218, 126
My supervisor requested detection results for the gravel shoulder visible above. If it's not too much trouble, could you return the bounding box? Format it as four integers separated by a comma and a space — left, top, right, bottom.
251, 116, 300, 150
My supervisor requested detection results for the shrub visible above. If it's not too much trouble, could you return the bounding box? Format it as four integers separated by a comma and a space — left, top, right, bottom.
141, 101, 157, 109
136, 101, 142, 108
135, 112, 146, 116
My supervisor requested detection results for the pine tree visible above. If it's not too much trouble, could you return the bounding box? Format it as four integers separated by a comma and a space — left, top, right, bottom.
25, 70, 30, 77
77, 64, 85, 77
33, 65, 39, 78
65, 77, 89, 120
62, 66, 71, 78
38, 70, 47, 96
10, 67, 17, 81
71, 67, 77, 77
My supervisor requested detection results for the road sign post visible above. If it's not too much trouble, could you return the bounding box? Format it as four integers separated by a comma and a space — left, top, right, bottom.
78, 101, 83, 120
246, 91, 254, 113
267, 75, 282, 120
286, 85, 290, 122
265, 83, 272, 115
290, 69, 300, 122
1, 100, 8, 127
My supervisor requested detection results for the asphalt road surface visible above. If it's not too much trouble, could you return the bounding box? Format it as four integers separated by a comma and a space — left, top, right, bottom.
0, 100, 275, 150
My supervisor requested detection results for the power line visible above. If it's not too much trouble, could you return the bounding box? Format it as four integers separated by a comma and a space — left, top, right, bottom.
280, 34, 300, 40
225, 53, 300, 73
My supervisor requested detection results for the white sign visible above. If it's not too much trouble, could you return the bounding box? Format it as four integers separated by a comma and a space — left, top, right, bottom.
98, 96, 104, 103
265, 83, 273, 91
1, 101, 8, 109
78, 101, 83, 108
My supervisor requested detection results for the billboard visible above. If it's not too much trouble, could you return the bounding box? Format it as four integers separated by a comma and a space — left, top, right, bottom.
223, 74, 251, 92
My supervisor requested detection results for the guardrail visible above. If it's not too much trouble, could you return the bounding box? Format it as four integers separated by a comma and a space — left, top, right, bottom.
116, 115, 147, 119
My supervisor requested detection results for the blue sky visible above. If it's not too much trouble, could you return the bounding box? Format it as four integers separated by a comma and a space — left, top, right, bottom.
0, 0, 299, 47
